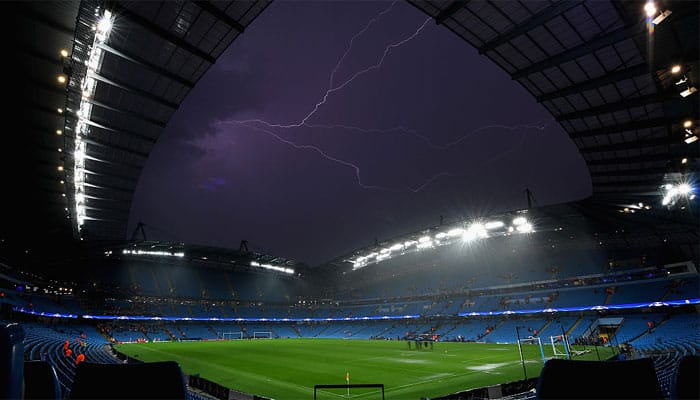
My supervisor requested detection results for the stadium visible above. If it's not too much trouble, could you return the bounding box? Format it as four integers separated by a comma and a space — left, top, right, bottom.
2, 0, 699, 399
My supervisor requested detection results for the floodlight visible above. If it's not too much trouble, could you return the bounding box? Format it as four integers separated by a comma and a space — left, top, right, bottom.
671, 65, 682, 74
644, 1, 657, 17
484, 221, 504, 229
463, 224, 487, 242
447, 228, 465, 237
57, 108, 63, 114
56, 129, 62, 135
516, 223, 533, 233
417, 241, 433, 249
97, 11, 112, 35
685, 135, 698, 144
681, 87, 697, 97
389, 243, 403, 252
652, 9, 671, 24
57, 75, 66, 83
60, 49, 69, 57
380, 248, 390, 254
678, 183, 692, 195
435, 232, 447, 239
691, 194, 697, 200
512, 216, 527, 226
683, 120, 693, 128
418, 236, 431, 243
682, 158, 688, 164
57, 165, 63, 171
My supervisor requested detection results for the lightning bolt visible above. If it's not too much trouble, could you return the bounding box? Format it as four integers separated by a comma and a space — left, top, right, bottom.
301, 17, 432, 126
219, 120, 397, 192
230, 16, 432, 129
329, 1, 398, 88
218, 118, 537, 193
219, 5, 553, 192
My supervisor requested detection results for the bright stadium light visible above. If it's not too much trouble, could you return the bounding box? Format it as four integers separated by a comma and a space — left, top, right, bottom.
416, 241, 433, 249
463, 224, 487, 242
512, 216, 527, 226
122, 249, 185, 258
60, 49, 69, 58
516, 223, 533, 233
671, 65, 682, 74
683, 120, 693, 128
418, 236, 431, 243
68, 9, 112, 237
644, 1, 657, 17
484, 221, 504, 229
662, 182, 695, 207
680, 87, 697, 98
389, 243, 403, 252
652, 9, 672, 25
447, 228, 465, 237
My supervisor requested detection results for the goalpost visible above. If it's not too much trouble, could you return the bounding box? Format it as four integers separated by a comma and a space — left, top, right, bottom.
221, 332, 243, 340
253, 331, 272, 339
517, 336, 546, 364
549, 334, 571, 359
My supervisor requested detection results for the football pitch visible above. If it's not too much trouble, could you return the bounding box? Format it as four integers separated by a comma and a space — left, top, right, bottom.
116, 339, 615, 399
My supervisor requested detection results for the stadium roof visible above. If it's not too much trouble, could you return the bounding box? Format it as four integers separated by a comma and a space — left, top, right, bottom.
408, 0, 698, 201
5, 0, 699, 270
9, 0, 270, 243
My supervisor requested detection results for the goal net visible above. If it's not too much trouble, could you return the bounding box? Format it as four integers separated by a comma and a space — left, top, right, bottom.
221, 332, 243, 340
518, 336, 546, 365
549, 334, 571, 358
253, 331, 272, 339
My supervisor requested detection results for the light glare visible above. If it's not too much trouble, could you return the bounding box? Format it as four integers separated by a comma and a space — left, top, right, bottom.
644, 1, 657, 17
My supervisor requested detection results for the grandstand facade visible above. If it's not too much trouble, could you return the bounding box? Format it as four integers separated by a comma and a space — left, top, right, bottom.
4, 0, 699, 399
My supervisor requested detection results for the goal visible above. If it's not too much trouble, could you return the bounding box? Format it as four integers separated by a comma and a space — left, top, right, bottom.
517, 336, 546, 364
253, 331, 272, 339
549, 334, 571, 359
221, 332, 243, 340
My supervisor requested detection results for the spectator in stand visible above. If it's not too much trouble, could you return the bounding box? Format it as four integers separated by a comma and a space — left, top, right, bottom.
75, 353, 85, 365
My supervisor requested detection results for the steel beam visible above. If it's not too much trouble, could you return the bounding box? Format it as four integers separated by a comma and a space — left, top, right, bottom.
568, 118, 668, 139
192, 1, 245, 32
479, 1, 584, 54
512, 23, 646, 80
110, 3, 216, 64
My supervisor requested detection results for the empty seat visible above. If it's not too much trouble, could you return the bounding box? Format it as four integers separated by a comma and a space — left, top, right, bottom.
70, 361, 187, 399
24, 361, 60, 399
536, 358, 663, 399
674, 355, 699, 399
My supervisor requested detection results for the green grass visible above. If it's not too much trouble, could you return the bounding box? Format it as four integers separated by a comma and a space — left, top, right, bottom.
116, 339, 615, 399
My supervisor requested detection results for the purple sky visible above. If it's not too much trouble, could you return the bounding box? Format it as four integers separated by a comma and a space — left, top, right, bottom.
128, 1, 591, 266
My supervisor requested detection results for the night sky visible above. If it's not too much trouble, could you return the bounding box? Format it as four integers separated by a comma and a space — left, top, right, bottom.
128, 1, 591, 266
